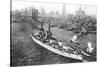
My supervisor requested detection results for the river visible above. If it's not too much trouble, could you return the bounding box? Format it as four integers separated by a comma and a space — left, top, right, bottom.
11, 23, 96, 66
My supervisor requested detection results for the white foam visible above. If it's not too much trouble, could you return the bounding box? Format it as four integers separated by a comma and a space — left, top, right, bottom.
87, 42, 93, 53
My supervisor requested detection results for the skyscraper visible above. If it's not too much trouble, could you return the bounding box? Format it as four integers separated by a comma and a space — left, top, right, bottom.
76, 6, 86, 17
62, 3, 66, 18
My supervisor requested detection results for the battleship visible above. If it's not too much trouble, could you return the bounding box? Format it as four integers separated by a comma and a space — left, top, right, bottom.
31, 20, 95, 62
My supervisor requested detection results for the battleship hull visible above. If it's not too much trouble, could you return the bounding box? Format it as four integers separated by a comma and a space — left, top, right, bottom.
31, 35, 83, 61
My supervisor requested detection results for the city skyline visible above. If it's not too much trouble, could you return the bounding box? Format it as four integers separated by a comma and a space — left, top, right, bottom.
12, 0, 97, 16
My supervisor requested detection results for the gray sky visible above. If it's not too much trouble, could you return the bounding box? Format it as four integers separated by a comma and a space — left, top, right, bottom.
12, 0, 97, 16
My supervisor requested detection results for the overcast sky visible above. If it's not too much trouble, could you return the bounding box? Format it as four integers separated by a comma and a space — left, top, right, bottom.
12, 0, 97, 16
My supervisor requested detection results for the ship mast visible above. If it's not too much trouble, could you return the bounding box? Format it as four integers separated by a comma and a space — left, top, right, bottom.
41, 20, 44, 30
48, 20, 51, 32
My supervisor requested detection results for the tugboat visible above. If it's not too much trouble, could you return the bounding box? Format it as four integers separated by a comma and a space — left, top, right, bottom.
31, 20, 85, 61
